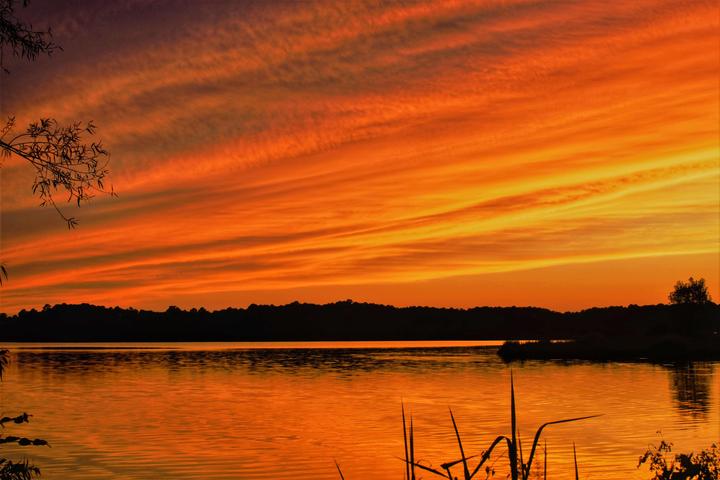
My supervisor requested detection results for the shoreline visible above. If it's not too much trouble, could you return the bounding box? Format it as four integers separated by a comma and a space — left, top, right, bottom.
498, 336, 720, 362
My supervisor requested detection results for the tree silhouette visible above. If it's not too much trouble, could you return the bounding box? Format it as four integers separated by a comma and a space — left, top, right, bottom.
669, 277, 712, 305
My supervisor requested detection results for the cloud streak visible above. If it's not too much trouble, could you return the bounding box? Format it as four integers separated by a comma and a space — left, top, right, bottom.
1, 0, 718, 312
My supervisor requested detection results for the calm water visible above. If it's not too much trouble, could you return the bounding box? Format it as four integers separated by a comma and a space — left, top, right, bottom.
0, 342, 717, 480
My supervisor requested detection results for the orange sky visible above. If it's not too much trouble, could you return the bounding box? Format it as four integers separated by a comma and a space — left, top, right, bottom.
1, 0, 718, 313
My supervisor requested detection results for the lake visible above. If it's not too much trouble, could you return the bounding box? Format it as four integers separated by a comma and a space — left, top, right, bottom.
0, 342, 717, 479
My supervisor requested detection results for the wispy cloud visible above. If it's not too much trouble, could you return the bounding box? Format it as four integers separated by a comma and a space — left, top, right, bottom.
1, 0, 718, 312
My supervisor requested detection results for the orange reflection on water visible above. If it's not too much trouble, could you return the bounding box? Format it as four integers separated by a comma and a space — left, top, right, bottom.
0, 343, 716, 480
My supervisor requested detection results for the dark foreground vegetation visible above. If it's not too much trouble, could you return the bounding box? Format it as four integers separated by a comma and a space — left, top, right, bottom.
0, 301, 717, 353
339, 374, 601, 480
336, 376, 720, 480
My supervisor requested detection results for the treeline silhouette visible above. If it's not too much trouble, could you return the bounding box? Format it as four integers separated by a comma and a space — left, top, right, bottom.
0, 300, 717, 343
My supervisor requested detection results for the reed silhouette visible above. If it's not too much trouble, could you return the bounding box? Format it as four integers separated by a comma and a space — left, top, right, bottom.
335, 376, 719, 479
337, 373, 600, 480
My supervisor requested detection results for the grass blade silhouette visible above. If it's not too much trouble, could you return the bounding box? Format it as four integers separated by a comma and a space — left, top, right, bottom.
399, 458, 451, 479
335, 460, 345, 480
468, 435, 512, 479
510, 372, 519, 480
449, 409, 471, 480
438, 454, 479, 479
573, 442, 579, 480
523, 414, 601, 477
468, 372, 597, 480
402, 404, 410, 480
409, 416, 416, 480
518, 430, 525, 479
371, 375, 599, 480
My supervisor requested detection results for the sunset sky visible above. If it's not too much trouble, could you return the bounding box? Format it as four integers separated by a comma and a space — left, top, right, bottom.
1, 0, 718, 313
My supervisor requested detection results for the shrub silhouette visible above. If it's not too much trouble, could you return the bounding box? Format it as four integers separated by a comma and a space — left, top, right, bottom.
638, 440, 719, 480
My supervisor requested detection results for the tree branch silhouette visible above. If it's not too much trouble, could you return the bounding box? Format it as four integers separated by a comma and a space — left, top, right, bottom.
0, 117, 114, 229
0, 0, 59, 72
1, 0, 113, 230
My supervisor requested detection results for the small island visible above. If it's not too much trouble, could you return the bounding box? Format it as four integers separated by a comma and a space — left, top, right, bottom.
499, 277, 719, 361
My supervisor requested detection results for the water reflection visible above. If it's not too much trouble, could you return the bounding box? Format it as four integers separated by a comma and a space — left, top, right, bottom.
13, 348, 719, 419
1, 343, 717, 480
14, 346, 503, 377
667, 362, 715, 418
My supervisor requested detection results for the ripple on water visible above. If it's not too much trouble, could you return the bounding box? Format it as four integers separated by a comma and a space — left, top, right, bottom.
0, 342, 716, 480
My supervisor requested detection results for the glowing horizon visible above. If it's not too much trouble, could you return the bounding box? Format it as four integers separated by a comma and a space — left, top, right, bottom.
1, 0, 718, 314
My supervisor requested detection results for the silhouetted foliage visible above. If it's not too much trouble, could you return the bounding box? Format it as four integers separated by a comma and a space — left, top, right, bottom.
638, 441, 719, 480
669, 277, 712, 305
0, 117, 112, 228
0, 460, 39, 480
0, 350, 48, 480
0, 0, 59, 72
0, 0, 113, 229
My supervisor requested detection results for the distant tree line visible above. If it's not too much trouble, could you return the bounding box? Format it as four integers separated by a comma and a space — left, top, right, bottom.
0, 300, 717, 342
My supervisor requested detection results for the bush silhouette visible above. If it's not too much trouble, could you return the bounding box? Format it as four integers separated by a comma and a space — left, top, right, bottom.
638, 441, 719, 480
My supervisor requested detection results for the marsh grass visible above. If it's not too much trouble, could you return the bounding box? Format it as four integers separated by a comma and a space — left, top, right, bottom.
337, 372, 599, 480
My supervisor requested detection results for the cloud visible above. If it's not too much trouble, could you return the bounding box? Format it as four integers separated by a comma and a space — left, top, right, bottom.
1, 0, 718, 312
